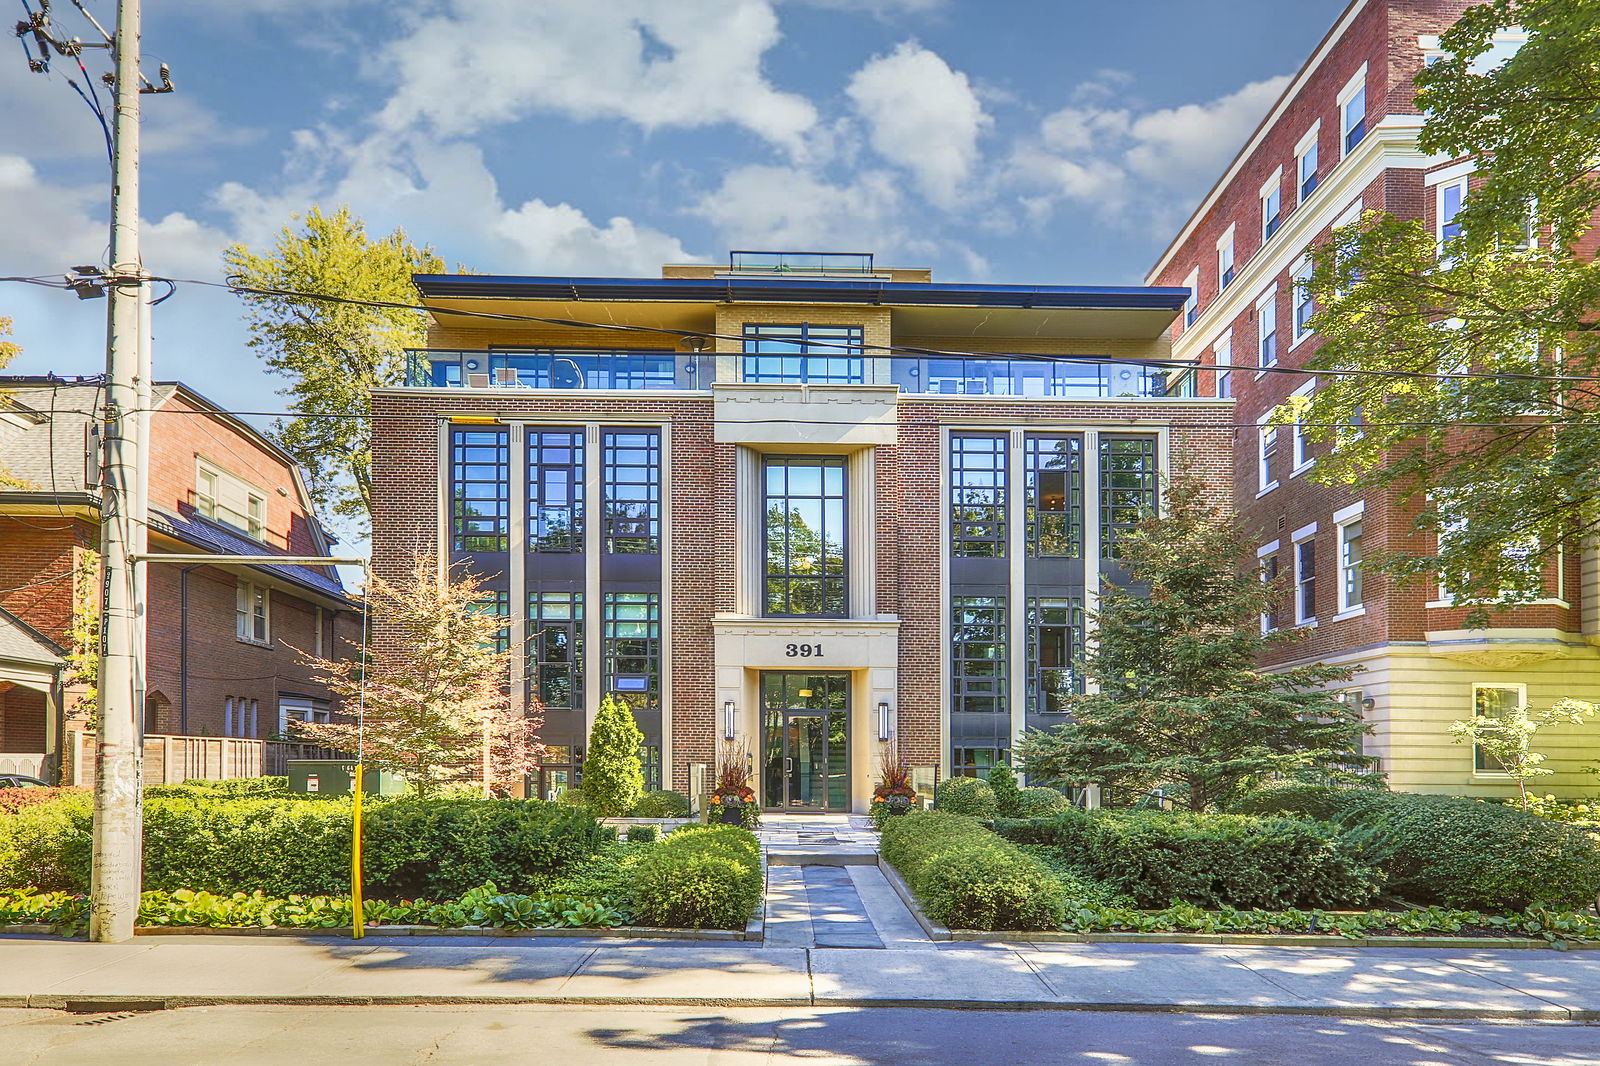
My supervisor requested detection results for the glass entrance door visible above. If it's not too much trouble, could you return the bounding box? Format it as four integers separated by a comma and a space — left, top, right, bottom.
760, 672, 849, 810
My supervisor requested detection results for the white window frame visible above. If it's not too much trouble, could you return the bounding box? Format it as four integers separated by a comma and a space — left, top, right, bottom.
1260, 167, 1283, 244
236, 580, 271, 646
1331, 199, 1364, 297
1470, 682, 1527, 777
1291, 378, 1316, 476
278, 696, 333, 735
1295, 122, 1321, 203
1212, 331, 1232, 399
196, 467, 219, 521
1436, 177, 1467, 254
1333, 502, 1366, 619
1258, 539, 1281, 634
1292, 522, 1319, 626
246, 493, 267, 541
1255, 288, 1278, 371
1291, 255, 1315, 348
1181, 269, 1199, 328
1256, 412, 1279, 497
1216, 224, 1236, 291
1337, 64, 1369, 158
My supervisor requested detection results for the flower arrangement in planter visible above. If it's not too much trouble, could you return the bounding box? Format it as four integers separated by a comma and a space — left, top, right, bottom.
709, 739, 760, 828
872, 748, 917, 820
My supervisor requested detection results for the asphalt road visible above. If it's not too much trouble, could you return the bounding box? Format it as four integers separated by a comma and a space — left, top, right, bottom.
4, 1005, 1599, 1065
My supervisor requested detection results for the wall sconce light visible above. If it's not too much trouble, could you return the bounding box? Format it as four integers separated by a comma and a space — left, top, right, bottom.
877, 700, 892, 742
723, 700, 736, 740
1360, 697, 1376, 713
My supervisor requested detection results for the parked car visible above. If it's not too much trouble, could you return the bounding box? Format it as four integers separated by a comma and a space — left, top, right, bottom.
0, 773, 49, 788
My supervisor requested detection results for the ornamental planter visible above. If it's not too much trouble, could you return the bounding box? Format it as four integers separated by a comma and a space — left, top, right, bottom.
717, 797, 745, 825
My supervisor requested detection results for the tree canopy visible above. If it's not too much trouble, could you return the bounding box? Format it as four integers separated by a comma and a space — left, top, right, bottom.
1017, 478, 1377, 812
1291, 1, 1600, 619
224, 207, 449, 540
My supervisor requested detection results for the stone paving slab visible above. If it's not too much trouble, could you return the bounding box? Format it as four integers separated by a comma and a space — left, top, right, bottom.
810, 947, 1055, 1004
1445, 949, 1600, 1012
1018, 946, 1305, 1009
802, 866, 883, 949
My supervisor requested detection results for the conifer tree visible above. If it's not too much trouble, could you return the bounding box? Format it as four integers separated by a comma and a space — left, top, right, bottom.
1018, 478, 1378, 811
584, 694, 645, 817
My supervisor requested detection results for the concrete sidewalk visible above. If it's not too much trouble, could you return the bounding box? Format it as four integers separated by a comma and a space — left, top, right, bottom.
3, 933, 1599, 1020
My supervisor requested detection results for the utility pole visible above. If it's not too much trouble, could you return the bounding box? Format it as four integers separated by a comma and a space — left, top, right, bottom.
91, 0, 147, 944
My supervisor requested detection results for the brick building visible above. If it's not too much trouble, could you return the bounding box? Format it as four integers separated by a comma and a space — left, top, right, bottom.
370, 252, 1232, 811
0, 379, 359, 782
1148, 0, 1600, 796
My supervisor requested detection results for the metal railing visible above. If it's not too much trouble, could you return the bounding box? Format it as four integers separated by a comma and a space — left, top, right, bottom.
891, 358, 1169, 398
405, 349, 710, 391
727, 250, 876, 276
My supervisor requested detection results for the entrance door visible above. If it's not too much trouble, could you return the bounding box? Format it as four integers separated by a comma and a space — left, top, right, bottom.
760, 672, 849, 810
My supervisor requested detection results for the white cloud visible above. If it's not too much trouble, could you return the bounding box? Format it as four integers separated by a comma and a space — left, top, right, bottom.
846, 42, 989, 208
782, 0, 946, 12
690, 164, 906, 251
1012, 74, 1289, 232
373, 0, 817, 156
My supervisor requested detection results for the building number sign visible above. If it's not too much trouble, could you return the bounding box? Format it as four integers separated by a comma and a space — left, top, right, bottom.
785, 643, 824, 658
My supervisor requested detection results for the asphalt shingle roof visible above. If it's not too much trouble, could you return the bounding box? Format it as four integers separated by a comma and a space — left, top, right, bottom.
0, 606, 65, 668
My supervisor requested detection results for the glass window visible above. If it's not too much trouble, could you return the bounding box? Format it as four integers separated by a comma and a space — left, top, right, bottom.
1472, 684, 1525, 773
451, 427, 509, 553
246, 495, 266, 541
528, 429, 584, 552
1262, 183, 1282, 242
1339, 518, 1365, 611
603, 591, 660, 710
601, 429, 660, 554
952, 595, 1007, 715
1258, 292, 1278, 367
1261, 553, 1280, 633
639, 744, 662, 792
1343, 83, 1367, 153
1182, 270, 1198, 328
1298, 138, 1319, 201
1024, 435, 1082, 558
1438, 179, 1466, 248
1258, 419, 1279, 493
1099, 436, 1157, 559
763, 456, 848, 617
490, 349, 679, 390
951, 434, 1008, 557
530, 588, 582, 709
743, 324, 865, 384
1027, 597, 1083, 713
1218, 239, 1235, 290
1214, 336, 1232, 399
235, 581, 269, 644
196, 468, 218, 519
1296, 539, 1317, 624
951, 747, 1009, 780
1293, 259, 1315, 343
471, 590, 510, 653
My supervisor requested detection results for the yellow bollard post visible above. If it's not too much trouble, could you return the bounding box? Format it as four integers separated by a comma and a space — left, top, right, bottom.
351, 762, 365, 939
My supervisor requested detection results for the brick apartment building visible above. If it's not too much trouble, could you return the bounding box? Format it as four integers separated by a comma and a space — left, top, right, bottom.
1148, 0, 1600, 796
0, 379, 359, 782
369, 253, 1233, 811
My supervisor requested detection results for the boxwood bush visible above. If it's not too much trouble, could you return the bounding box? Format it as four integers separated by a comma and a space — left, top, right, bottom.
934, 777, 998, 819
1016, 786, 1069, 817
992, 809, 1382, 909
880, 810, 1067, 930
627, 824, 762, 929
629, 790, 691, 818
0, 793, 607, 898
1231, 785, 1600, 910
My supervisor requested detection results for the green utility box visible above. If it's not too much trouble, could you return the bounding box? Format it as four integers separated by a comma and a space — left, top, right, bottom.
286, 760, 407, 797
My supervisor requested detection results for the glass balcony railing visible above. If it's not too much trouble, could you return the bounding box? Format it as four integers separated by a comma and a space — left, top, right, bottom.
726, 250, 875, 276
890, 357, 1169, 398
405, 349, 711, 390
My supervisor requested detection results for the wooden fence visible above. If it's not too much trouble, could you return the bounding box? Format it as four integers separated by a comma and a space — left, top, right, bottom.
67, 731, 264, 786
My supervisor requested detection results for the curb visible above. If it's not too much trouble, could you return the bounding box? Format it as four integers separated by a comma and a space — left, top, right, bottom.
1, 923, 760, 943
2, 992, 1591, 1021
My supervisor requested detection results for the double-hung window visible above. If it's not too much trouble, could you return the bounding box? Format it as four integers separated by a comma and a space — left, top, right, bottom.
1437, 178, 1467, 253
1182, 269, 1199, 328
1212, 332, 1232, 399
1291, 379, 1316, 475
1339, 67, 1368, 155
1256, 413, 1279, 495
1292, 257, 1315, 345
1336, 505, 1365, 615
1217, 226, 1236, 291
236, 581, 269, 645
1296, 124, 1320, 202
1293, 527, 1317, 625
1471, 684, 1526, 774
1259, 542, 1281, 634
1261, 170, 1283, 243
1256, 289, 1278, 369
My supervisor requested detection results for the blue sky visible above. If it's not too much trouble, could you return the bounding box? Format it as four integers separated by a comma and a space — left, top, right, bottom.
3, 0, 1347, 420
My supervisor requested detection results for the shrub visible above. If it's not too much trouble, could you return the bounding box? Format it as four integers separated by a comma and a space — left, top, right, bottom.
626, 824, 659, 844
630, 790, 691, 818
987, 764, 1022, 818
880, 810, 1067, 930
0, 786, 87, 815
1016, 786, 1069, 817
363, 798, 608, 897
935, 777, 997, 819
992, 809, 1382, 910
558, 787, 589, 808
585, 695, 645, 817
0, 790, 93, 891
1229, 785, 1600, 910
1228, 783, 1379, 821
629, 824, 761, 928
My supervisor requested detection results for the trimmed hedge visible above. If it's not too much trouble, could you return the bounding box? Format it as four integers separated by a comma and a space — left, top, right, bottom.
880, 810, 1067, 930
934, 777, 998, 819
628, 824, 762, 929
1231, 785, 1600, 911
1016, 787, 1069, 817
0, 786, 87, 814
0, 794, 607, 898
630, 790, 691, 818
993, 809, 1382, 910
